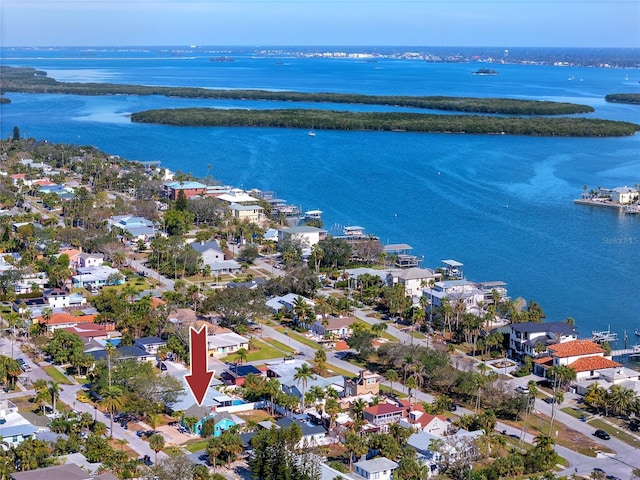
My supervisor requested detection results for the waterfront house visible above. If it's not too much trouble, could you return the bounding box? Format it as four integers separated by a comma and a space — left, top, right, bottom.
441, 259, 464, 279
277, 226, 327, 248
344, 370, 381, 397
228, 203, 264, 223
574, 366, 640, 396
163, 180, 208, 200
353, 457, 399, 480
533, 339, 622, 380
387, 267, 442, 302
423, 279, 485, 314
610, 186, 639, 204
383, 243, 420, 268
217, 189, 260, 205
509, 321, 578, 360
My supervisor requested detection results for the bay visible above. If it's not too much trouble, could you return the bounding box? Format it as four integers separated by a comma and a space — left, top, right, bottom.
1, 47, 639, 342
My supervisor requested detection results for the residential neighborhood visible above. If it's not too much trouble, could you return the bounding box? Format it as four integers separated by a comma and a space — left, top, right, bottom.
0, 137, 638, 480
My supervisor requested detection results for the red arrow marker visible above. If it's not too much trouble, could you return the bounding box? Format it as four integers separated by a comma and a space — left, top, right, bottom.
185, 325, 213, 406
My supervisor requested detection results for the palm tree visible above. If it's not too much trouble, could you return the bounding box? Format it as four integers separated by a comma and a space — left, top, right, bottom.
520, 380, 538, 444
385, 369, 398, 397
104, 342, 115, 388
308, 385, 326, 412
235, 348, 248, 365
48, 381, 60, 415
100, 384, 125, 439
607, 384, 636, 416
149, 432, 165, 464
351, 398, 367, 421
264, 378, 281, 416
294, 363, 314, 411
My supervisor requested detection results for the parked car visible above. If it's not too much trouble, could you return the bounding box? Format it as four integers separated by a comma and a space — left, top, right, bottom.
594, 429, 610, 440
515, 386, 529, 394
543, 397, 557, 404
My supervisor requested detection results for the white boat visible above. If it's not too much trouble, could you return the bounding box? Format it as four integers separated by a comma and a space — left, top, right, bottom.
308, 130, 316, 137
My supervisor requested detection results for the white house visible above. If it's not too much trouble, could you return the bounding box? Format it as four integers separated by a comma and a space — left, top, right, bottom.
78, 253, 104, 268
189, 240, 225, 266
387, 267, 441, 301
265, 293, 315, 313
533, 339, 622, 381
107, 215, 160, 242
610, 186, 639, 204
277, 226, 327, 248
423, 279, 486, 313
134, 336, 167, 355
353, 457, 399, 480
400, 409, 449, 436
43, 288, 67, 308
72, 266, 124, 290
207, 332, 250, 358
229, 203, 264, 223
0, 400, 40, 448
508, 321, 578, 360
311, 316, 358, 339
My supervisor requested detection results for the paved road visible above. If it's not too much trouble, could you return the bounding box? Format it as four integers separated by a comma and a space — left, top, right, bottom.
261, 308, 640, 478
0, 334, 163, 462
128, 258, 175, 292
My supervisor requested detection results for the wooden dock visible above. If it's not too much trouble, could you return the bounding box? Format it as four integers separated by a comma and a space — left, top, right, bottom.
611, 346, 640, 357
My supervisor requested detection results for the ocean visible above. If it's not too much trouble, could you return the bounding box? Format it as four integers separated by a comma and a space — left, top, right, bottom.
1, 46, 639, 344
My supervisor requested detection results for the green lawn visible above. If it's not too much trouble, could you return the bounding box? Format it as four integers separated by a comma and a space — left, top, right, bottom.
185, 440, 209, 453
43, 366, 73, 385
223, 338, 294, 363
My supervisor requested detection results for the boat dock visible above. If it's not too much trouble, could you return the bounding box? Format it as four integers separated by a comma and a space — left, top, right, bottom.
592, 328, 618, 343
611, 345, 640, 358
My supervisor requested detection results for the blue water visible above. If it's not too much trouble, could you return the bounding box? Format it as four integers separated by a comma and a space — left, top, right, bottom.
1, 47, 639, 341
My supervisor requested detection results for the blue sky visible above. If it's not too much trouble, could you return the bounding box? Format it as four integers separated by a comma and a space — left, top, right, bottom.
1, 0, 638, 48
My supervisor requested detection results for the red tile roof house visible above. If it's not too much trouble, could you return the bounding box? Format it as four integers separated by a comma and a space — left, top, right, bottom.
36, 312, 97, 334
399, 403, 449, 436
363, 403, 407, 433
534, 339, 622, 381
